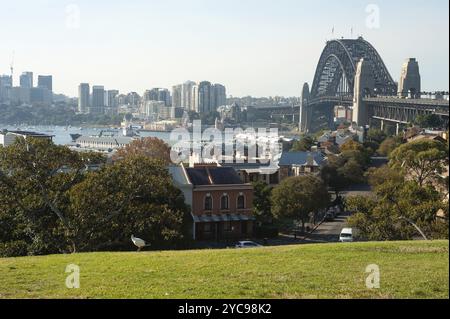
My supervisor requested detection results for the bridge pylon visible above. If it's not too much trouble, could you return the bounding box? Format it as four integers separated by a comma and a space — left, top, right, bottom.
299, 82, 310, 133
398, 58, 421, 99
352, 58, 375, 127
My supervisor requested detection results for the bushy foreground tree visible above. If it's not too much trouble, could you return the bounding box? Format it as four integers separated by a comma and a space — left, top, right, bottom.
271, 175, 330, 232
0, 138, 190, 257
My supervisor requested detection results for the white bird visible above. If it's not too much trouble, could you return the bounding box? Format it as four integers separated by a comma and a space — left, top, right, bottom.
131, 235, 150, 252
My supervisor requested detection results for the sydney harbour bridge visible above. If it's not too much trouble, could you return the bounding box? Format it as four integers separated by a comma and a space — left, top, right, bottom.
293, 36, 449, 133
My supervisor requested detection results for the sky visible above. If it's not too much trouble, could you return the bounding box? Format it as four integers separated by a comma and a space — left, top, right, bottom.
0, 0, 448, 98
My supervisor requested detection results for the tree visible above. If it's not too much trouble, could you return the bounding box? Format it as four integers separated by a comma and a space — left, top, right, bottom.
367, 128, 387, 144
0, 138, 105, 255
378, 137, 403, 157
414, 114, 444, 129
347, 165, 448, 241
291, 135, 315, 152
67, 156, 190, 252
347, 181, 447, 241
389, 139, 449, 187
252, 181, 273, 224
320, 163, 350, 196
113, 137, 171, 164
271, 175, 330, 232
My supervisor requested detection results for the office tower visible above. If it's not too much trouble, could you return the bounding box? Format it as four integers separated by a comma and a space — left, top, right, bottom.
78, 83, 90, 113
197, 81, 212, 113
143, 88, 171, 106
106, 90, 119, 108
38, 75, 53, 92
191, 83, 198, 112
158, 88, 171, 106
180, 80, 196, 110
212, 84, 227, 109
0, 75, 12, 102
172, 85, 182, 108
127, 92, 140, 106
91, 85, 105, 114
20, 72, 33, 88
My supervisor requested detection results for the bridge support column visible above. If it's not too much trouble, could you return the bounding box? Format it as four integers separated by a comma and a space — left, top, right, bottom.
396, 123, 400, 136
299, 83, 310, 133
352, 59, 375, 127
380, 120, 385, 131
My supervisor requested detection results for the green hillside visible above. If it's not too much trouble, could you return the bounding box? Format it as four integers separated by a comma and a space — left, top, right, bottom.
0, 241, 448, 299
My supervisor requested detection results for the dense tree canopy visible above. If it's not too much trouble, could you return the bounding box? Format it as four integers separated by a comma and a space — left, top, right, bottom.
389, 139, 449, 187
271, 175, 330, 232
113, 137, 172, 164
291, 135, 315, 152
0, 139, 190, 257
68, 156, 190, 252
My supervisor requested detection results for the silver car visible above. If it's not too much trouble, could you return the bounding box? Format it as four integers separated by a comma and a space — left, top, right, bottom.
235, 241, 263, 249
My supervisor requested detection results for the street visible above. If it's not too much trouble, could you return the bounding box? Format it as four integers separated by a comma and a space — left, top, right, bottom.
304, 211, 351, 243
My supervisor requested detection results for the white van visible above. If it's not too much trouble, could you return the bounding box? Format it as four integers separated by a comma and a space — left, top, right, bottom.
339, 228, 354, 242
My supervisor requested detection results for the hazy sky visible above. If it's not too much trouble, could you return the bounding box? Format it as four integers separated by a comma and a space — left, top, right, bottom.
0, 0, 448, 97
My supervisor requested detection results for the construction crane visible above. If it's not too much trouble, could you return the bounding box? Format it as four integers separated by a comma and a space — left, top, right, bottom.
9, 51, 15, 85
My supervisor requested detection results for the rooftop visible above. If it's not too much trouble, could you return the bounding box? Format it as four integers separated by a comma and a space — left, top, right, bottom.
185, 165, 243, 186
279, 151, 326, 167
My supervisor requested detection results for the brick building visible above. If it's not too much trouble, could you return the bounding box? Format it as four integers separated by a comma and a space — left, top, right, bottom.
170, 164, 255, 241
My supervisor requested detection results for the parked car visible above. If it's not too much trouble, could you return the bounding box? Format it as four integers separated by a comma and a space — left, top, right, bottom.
235, 241, 263, 249
339, 228, 354, 242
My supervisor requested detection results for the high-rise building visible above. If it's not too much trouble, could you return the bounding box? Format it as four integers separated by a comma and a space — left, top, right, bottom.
106, 90, 119, 108
20, 72, 33, 88
78, 83, 90, 114
0, 75, 12, 102
38, 75, 53, 92
212, 84, 227, 109
197, 81, 212, 113
181, 80, 196, 110
143, 88, 171, 106
172, 85, 182, 108
191, 83, 198, 112
91, 85, 105, 114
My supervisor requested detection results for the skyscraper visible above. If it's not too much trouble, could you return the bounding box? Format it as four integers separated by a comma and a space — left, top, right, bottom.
172, 85, 182, 108
0, 75, 12, 102
20, 72, 33, 88
143, 88, 171, 106
38, 75, 52, 92
91, 85, 105, 114
181, 80, 196, 110
212, 84, 227, 109
78, 83, 90, 114
197, 81, 212, 113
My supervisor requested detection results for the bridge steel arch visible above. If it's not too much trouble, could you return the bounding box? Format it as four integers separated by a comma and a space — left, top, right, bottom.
309, 37, 397, 101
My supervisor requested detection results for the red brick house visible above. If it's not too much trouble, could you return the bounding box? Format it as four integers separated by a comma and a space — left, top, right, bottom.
170, 163, 255, 241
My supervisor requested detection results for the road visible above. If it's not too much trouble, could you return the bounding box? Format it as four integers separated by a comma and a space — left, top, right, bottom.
303, 211, 351, 243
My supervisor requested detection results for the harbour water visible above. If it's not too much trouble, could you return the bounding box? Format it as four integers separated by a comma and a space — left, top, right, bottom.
1, 125, 173, 146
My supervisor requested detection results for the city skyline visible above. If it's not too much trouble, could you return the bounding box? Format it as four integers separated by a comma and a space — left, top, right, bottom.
0, 0, 448, 98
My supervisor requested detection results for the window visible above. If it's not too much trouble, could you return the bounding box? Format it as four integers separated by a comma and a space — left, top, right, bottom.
221, 194, 229, 210
204, 194, 212, 211
237, 194, 245, 210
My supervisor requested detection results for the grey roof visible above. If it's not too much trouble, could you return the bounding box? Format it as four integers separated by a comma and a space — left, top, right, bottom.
185, 166, 243, 186
4, 130, 53, 138
279, 151, 325, 166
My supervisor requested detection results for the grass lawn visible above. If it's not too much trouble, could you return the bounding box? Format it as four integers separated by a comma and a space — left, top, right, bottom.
0, 240, 448, 299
